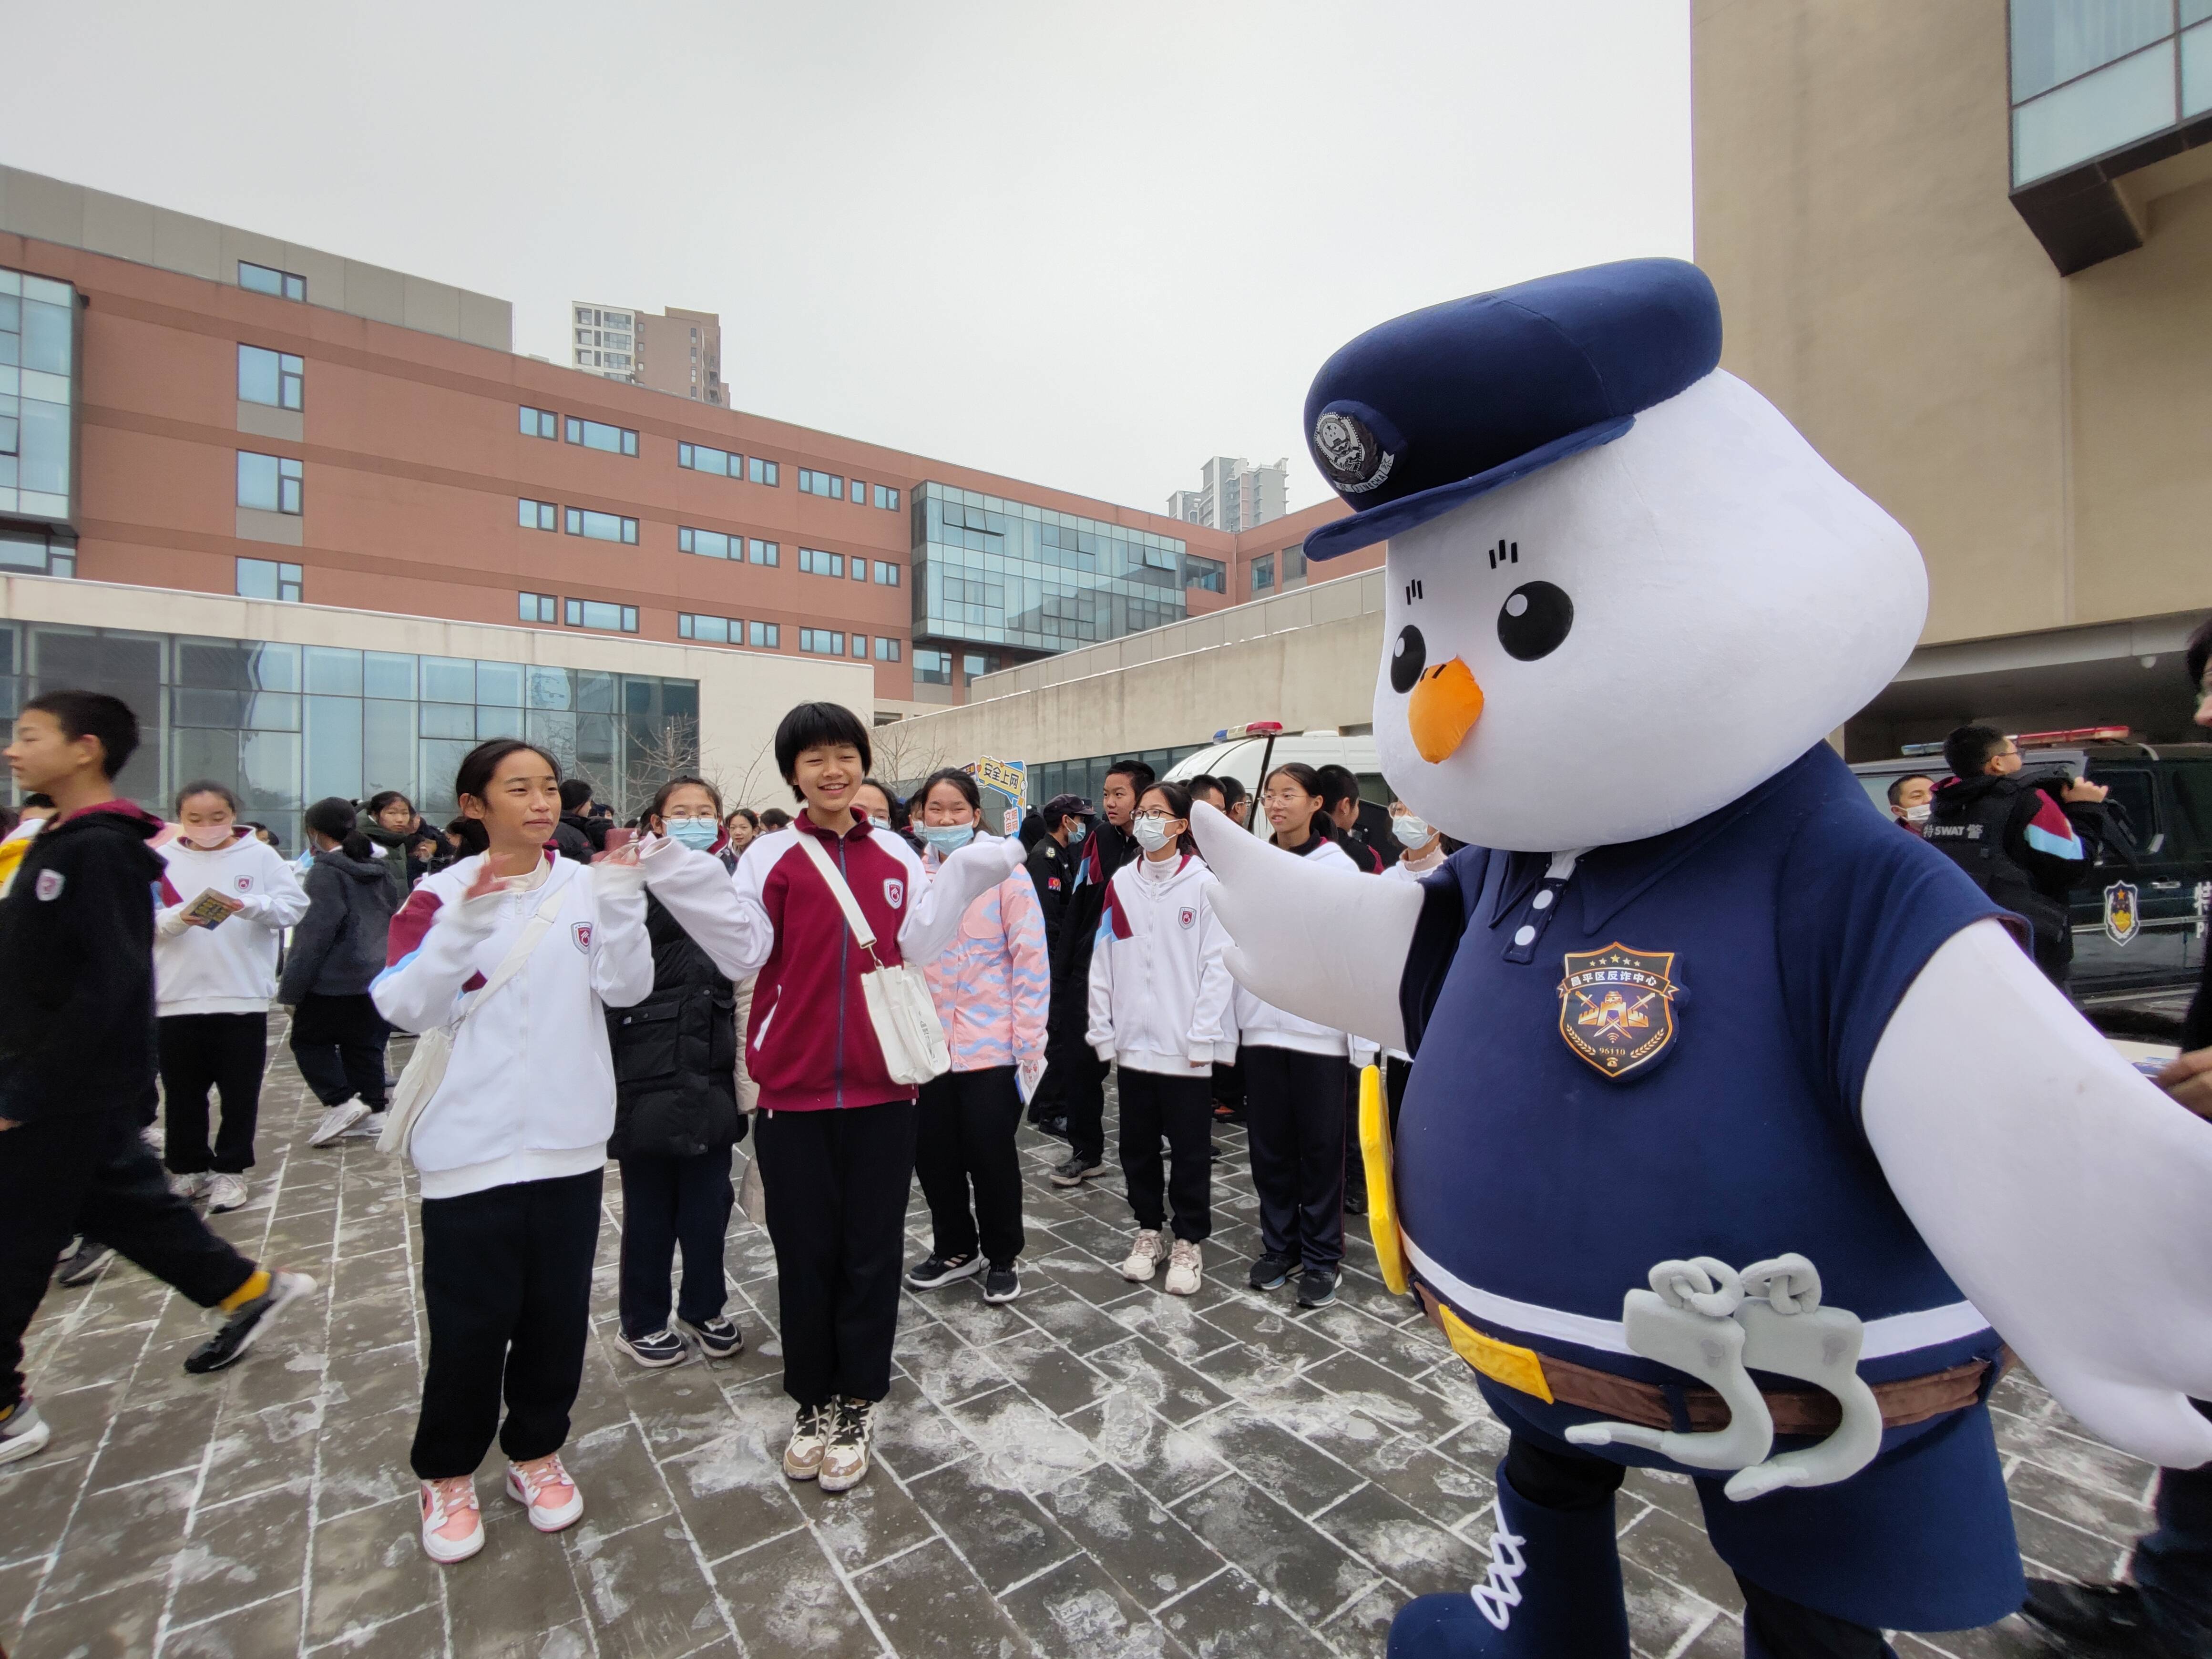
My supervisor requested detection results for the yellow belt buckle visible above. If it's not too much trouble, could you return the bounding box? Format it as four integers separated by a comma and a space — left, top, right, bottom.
1436, 1304, 1555, 1404
1358, 1064, 1410, 1295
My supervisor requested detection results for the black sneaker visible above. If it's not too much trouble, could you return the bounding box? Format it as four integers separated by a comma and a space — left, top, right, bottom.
183, 1270, 316, 1374
1248, 1254, 1300, 1291
982, 1263, 1021, 1304
1344, 1186, 1369, 1217
1034, 1114, 1070, 1140
1296, 1269, 1340, 1310
676, 1316, 744, 1360
615, 1327, 689, 1368
1209, 1141, 1224, 1162
905, 1252, 983, 1291
55, 1241, 115, 1287
2020, 1578, 2174, 1655
1049, 1154, 1107, 1188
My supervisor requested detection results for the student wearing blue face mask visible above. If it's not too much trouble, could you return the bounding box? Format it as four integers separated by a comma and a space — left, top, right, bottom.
603, 776, 748, 1369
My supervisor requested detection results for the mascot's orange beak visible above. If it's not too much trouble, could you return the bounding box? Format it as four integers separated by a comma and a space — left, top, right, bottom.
1408, 658, 1485, 763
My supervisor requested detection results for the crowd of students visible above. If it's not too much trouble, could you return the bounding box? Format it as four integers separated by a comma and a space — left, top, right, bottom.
0, 685, 1452, 1574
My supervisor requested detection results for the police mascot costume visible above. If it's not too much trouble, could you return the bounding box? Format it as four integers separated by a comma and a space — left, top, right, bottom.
1188, 259, 2212, 1658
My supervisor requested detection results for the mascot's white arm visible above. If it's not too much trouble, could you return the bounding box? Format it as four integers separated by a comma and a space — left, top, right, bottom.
1864, 917, 2212, 1468
1189, 801, 1420, 1052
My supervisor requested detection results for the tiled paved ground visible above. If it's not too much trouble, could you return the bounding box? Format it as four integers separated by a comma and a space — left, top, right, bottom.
0, 1028, 2159, 1658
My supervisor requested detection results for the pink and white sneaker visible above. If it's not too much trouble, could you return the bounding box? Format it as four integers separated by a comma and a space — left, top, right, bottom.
505, 1453, 583, 1533
419, 1476, 483, 1564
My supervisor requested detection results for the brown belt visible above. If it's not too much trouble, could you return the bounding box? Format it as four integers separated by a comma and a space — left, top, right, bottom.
1415, 1287, 2006, 1435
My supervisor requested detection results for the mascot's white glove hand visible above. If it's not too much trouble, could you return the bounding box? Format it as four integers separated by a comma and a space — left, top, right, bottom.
1865, 919, 2212, 1469
1188, 801, 1419, 1052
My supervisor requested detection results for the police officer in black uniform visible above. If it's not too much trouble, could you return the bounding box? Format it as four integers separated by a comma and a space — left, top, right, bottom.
1024, 794, 1092, 956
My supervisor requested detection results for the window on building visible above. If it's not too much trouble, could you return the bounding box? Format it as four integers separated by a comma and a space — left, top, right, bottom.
678, 612, 743, 645
237, 345, 304, 411
236, 557, 302, 603
1184, 555, 1225, 594
748, 538, 779, 566
678, 441, 743, 477
238, 261, 306, 302
1251, 553, 1275, 594
798, 468, 845, 500
564, 507, 638, 544
1281, 546, 1307, 580
237, 452, 303, 515
875, 637, 902, 663
871, 561, 901, 586
874, 484, 900, 511
564, 598, 639, 633
564, 416, 639, 457
850, 560, 868, 582
519, 405, 557, 440
518, 498, 557, 532
915, 648, 952, 686
519, 591, 556, 624
797, 547, 844, 578
850, 635, 870, 657
799, 628, 847, 656
748, 457, 779, 486
963, 653, 998, 680
677, 526, 737, 559
748, 621, 780, 648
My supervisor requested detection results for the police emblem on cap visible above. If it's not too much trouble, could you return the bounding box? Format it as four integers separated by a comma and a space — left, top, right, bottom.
1313, 403, 1397, 495
1557, 945, 1682, 1080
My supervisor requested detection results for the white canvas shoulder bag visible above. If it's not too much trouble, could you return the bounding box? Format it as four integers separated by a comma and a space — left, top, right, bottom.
378, 876, 570, 1160
792, 831, 951, 1086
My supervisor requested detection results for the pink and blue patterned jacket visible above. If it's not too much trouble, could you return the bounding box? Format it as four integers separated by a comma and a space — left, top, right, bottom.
920, 861, 1050, 1073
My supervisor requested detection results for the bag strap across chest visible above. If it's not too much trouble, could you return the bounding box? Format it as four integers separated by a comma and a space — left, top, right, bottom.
793, 830, 888, 964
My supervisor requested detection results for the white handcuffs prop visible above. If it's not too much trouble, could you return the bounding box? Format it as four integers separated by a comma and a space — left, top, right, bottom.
1564, 1252, 1884, 1501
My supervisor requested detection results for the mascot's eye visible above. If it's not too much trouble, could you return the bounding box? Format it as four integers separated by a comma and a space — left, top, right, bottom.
1390, 625, 1426, 694
1497, 582, 1573, 661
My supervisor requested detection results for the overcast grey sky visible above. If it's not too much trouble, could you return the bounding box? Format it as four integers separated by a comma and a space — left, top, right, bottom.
2, 1, 1690, 515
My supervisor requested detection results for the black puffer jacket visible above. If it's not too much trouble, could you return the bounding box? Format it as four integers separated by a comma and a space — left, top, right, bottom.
279, 849, 399, 1002
606, 891, 742, 1158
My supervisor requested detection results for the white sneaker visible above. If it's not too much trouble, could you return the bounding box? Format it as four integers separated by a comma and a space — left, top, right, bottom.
168, 1171, 208, 1201
307, 1100, 370, 1146
505, 1453, 583, 1532
206, 1174, 249, 1214
1119, 1228, 1165, 1282
1164, 1238, 1203, 1297
819, 1398, 876, 1494
419, 1476, 484, 1564
345, 1111, 388, 1140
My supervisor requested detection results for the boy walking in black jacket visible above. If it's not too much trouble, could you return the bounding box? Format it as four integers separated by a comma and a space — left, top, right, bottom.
0, 691, 316, 1467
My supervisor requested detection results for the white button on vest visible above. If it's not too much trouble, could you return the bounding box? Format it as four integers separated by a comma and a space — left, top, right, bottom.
1514, 925, 1537, 947
1532, 891, 1554, 910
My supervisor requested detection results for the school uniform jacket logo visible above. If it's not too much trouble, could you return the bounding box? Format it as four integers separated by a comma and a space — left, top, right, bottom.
33, 868, 62, 901
572, 921, 594, 952
1557, 944, 1681, 1079
1178, 906, 1197, 930
883, 878, 904, 910
235, 875, 253, 893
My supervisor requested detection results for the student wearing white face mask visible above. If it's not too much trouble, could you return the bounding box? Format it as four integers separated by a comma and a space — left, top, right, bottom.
155, 780, 310, 1213
1087, 781, 1236, 1297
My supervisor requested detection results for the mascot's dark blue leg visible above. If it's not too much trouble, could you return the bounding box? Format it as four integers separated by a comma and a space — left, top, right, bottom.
1387, 1436, 1630, 1658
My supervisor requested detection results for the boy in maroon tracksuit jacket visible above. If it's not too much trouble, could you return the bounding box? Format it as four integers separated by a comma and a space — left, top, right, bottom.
650, 703, 1018, 1492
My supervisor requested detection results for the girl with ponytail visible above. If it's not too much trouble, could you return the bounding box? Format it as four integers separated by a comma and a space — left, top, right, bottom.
280, 797, 401, 1153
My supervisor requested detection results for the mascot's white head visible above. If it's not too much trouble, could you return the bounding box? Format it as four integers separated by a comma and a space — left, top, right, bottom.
1300, 259, 1925, 853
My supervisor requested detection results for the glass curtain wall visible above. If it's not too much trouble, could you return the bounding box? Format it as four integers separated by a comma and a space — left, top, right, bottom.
2010, 0, 2212, 184
0, 623, 697, 850
910, 483, 1191, 656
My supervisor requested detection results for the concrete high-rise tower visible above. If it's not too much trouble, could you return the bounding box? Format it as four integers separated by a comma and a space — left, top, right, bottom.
1167, 455, 1287, 533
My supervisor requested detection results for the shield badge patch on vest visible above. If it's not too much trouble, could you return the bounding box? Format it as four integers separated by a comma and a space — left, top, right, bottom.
1558, 945, 1681, 1080
2103, 881, 2140, 945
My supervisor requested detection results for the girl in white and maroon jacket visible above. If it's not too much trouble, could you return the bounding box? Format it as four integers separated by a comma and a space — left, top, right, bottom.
154, 780, 309, 1214
371, 739, 660, 1567
1086, 780, 1237, 1299
1237, 762, 1362, 1313
643, 702, 1020, 1495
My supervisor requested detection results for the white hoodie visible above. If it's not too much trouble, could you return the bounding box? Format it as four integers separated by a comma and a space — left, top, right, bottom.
1086, 851, 1237, 1077
154, 831, 311, 1014
1231, 833, 1361, 1057
372, 851, 653, 1198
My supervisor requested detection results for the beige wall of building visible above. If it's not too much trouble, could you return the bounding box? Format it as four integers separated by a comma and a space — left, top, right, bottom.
890, 568, 1385, 774
0, 573, 867, 811
1693, 0, 2212, 746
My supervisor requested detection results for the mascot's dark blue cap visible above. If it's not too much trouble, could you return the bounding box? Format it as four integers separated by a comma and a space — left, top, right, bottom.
1301, 257, 1721, 562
